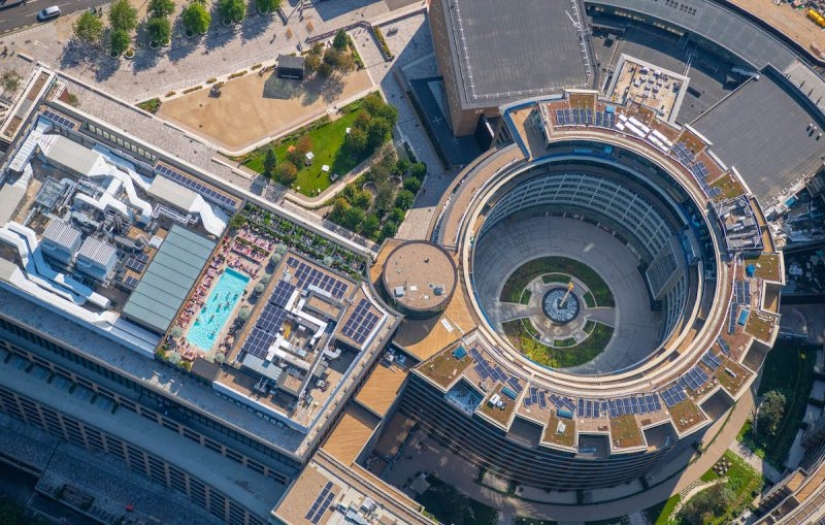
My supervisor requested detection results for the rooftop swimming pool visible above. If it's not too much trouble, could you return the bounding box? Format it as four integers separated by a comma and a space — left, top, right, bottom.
187, 268, 249, 351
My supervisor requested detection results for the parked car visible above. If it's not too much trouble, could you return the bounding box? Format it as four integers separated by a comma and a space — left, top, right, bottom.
37, 6, 61, 21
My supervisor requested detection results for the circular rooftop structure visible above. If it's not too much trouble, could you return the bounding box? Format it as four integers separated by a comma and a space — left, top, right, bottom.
381, 241, 457, 319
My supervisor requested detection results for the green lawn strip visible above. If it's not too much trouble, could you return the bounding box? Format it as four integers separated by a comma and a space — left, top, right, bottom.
501, 257, 615, 307
645, 494, 681, 525
685, 451, 764, 524
520, 289, 532, 305
503, 320, 613, 368
416, 476, 498, 525
583, 291, 596, 308
737, 341, 816, 469
522, 319, 540, 338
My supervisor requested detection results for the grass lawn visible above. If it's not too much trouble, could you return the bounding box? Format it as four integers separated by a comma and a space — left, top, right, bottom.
737, 340, 816, 469
646, 494, 681, 525
240, 98, 383, 196
500, 257, 615, 306
502, 320, 613, 368
416, 476, 498, 525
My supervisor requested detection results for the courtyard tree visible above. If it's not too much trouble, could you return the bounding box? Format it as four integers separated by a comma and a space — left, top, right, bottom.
332, 29, 348, 51
263, 148, 278, 177
758, 390, 786, 437
182, 2, 211, 35
342, 206, 365, 231
276, 162, 298, 187
410, 161, 427, 180
361, 214, 380, 238
403, 177, 421, 194
148, 0, 176, 18
219, 0, 246, 23
296, 135, 313, 156
73, 11, 105, 45
0, 69, 22, 94
147, 17, 172, 45
394, 189, 415, 210
676, 485, 733, 525
110, 28, 131, 55
346, 126, 368, 154
380, 221, 398, 239
316, 62, 333, 79
366, 117, 392, 149
256, 0, 280, 14
304, 53, 322, 74
109, 0, 139, 32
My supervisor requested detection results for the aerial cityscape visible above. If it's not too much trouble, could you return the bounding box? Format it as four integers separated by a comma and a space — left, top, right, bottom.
0, 0, 823, 523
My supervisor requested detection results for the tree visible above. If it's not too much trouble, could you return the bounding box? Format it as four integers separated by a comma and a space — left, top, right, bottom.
296, 135, 313, 155
256, 0, 280, 13
182, 2, 211, 34
676, 485, 733, 525
352, 189, 372, 210
380, 221, 398, 239
366, 117, 391, 149
219, 0, 245, 23
148, 0, 175, 18
317, 61, 334, 79
361, 214, 380, 238
147, 17, 172, 45
374, 179, 395, 216
110, 28, 131, 55
328, 197, 350, 224
390, 207, 406, 224
0, 69, 22, 94
263, 148, 278, 176
332, 29, 349, 50
305, 52, 322, 74
346, 126, 368, 153
410, 161, 427, 180
342, 206, 365, 231
353, 109, 371, 130
109, 0, 138, 32
335, 52, 356, 74
276, 162, 298, 186
394, 189, 415, 210
73, 11, 105, 44
363, 92, 398, 124
758, 390, 786, 437
403, 177, 421, 194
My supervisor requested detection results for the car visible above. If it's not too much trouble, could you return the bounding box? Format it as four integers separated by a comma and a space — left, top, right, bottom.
37, 6, 61, 21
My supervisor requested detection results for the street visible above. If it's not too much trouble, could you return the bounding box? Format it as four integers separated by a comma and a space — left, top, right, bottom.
0, 0, 104, 38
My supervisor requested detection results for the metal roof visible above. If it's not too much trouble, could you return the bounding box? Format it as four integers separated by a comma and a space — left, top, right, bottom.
122, 225, 216, 334
692, 72, 824, 205
147, 175, 198, 212
77, 236, 117, 268
42, 220, 82, 254
438, 0, 590, 110
277, 54, 304, 70
586, 0, 797, 71
40, 136, 101, 177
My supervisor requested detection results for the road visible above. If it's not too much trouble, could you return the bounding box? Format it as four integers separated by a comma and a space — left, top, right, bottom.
0, 0, 104, 38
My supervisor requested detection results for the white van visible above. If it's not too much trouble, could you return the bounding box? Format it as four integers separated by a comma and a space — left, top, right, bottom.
37, 6, 61, 21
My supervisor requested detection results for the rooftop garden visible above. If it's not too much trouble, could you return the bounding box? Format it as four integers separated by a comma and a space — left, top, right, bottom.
500, 257, 615, 307
236, 92, 397, 197
744, 253, 782, 282
326, 144, 427, 243
669, 399, 706, 433
714, 357, 749, 396
710, 172, 746, 200
542, 413, 576, 447
744, 310, 776, 342
421, 348, 471, 389
233, 203, 367, 279
502, 320, 613, 369
610, 414, 644, 449
737, 340, 816, 470
479, 384, 516, 427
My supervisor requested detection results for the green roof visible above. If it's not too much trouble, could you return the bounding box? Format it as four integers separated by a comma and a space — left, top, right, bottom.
122, 225, 216, 334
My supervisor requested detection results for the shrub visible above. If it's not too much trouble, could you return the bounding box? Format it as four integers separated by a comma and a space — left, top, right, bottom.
147, 16, 172, 45
110, 28, 131, 55
73, 11, 105, 45
256, 0, 280, 14
251, 63, 263, 70
263, 148, 278, 177
276, 162, 298, 186
165, 90, 176, 97
137, 98, 161, 113
148, 0, 175, 18
219, 0, 246, 22
410, 161, 427, 180
0, 69, 22, 94
109, 0, 138, 32
380, 221, 398, 239
372, 25, 394, 59
206, 77, 218, 84
333, 29, 348, 50
403, 177, 421, 193
394, 189, 415, 210
183, 85, 202, 94
229, 70, 247, 79
182, 2, 211, 34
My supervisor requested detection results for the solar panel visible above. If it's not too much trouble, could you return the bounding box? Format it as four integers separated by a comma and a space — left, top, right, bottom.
661, 384, 686, 407
42, 109, 75, 129
578, 398, 584, 415
538, 391, 547, 409
305, 482, 334, 523
701, 351, 722, 370
508, 377, 523, 393
156, 164, 239, 209
341, 299, 379, 345
271, 280, 296, 308
717, 337, 730, 355
728, 305, 738, 334
125, 258, 146, 273
123, 275, 139, 288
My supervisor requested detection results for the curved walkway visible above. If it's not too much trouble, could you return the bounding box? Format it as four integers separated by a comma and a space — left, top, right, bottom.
473, 216, 662, 374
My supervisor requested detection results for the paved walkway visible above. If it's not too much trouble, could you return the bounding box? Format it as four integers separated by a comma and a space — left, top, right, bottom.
729, 434, 784, 483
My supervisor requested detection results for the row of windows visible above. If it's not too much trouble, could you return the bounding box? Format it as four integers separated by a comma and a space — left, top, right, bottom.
0, 318, 296, 484
86, 123, 158, 163
0, 384, 263, 525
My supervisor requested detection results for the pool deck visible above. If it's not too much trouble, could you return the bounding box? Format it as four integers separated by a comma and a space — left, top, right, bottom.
186, 269, 250, 352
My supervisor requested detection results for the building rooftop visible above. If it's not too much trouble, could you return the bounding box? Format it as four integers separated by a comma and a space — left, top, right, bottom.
122, 225, 216, 334
692, 71, 825, 206
381, 241, 456, 314
436, 0, 590, 109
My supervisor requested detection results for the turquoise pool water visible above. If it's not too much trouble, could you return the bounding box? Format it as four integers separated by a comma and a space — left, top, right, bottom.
187, 268, 249, 351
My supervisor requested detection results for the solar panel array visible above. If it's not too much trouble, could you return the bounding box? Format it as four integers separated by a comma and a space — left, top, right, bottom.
155, 164, 239, 210
524, 387, 539, 407
728, 303, 739, 334
671, 142, 695, 165
679, 366, 709, 392
341, 299, 379, 345
242, 283, 291, 359
549, 393, 575, 412
123, 275, 139, 289
690, 163, 722, 198
661, 383, 687, 407
717, 336, 730, 355
734, 280, 752, 305
125, 257, 146, 273
701, 351, 722, 370
469, 346, 518, 389
554, 108, 617, 129
42, 109, 76, 129
287, 257, 348, 299
602, 395, 662, 418
305, 481, 334, 524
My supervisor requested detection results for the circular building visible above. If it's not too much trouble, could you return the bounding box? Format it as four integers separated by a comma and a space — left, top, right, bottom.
380, 241, 457, 319
397, 90, 785, 492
